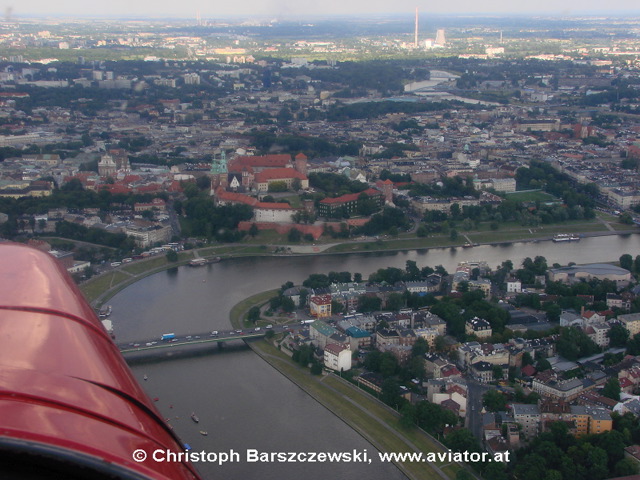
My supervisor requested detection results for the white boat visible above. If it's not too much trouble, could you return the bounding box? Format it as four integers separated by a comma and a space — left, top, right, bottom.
553, 233, 580, 242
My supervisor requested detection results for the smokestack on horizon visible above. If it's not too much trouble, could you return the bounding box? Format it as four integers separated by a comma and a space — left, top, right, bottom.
414, 7, 418, 47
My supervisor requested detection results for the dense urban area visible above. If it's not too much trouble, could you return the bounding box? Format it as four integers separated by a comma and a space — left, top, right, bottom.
3, 12, 640, 480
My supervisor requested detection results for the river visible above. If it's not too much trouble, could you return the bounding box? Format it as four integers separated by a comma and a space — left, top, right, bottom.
111, 233, 640, 480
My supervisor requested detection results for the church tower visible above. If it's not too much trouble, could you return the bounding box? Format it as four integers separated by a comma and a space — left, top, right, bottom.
210, 150, 228, 191
98, 154, 117, 177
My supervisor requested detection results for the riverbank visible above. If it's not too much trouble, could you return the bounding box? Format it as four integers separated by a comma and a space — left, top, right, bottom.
229, 291, 466, 480
82, 225, 638, 307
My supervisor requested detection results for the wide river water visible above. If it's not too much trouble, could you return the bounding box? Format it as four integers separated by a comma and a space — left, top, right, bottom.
110, 234, 640, 479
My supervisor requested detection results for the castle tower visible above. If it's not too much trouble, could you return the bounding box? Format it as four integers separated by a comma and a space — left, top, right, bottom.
376, 179, 394, 205
414, 7, 419, 48
294, 152, 308, 177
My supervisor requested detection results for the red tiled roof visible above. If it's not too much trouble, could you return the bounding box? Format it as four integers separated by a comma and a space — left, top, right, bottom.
122, 175, 142, 183
215, 188, 258, 207
311, 294, 332, 305
135, 184, 162, 193
100, 184, 132, 194
325, 343, 348, 355
167, 180, 183, 193
446, 384, 466, 396
441, 365, 461, 377
229, 155, 291, 171
620, 377, 633, 388
254, 168, 307, 182
319, 188, 381, 205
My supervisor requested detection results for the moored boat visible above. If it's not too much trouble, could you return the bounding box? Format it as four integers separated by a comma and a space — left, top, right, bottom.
552, 233, 580, 242
191, 412, 199, 423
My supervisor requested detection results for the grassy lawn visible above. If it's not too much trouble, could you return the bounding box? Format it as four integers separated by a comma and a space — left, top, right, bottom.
231, 292, 466, 480
241, 229, 286, 245
324, 217, 622, 255
505, 190, 558, 202
80, 271, 131, 303
229, 289, 280, 328
121, 256, 170, 275
251, 340, 459, 480
279, 195, 302, 208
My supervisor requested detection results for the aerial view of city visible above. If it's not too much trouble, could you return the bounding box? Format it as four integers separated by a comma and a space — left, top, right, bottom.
2, 1, 640, 479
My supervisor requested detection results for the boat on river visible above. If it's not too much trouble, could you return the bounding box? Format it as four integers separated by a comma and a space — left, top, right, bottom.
553, 233, 580, 242
199, 431, 208, 436
190, 412, 199, 423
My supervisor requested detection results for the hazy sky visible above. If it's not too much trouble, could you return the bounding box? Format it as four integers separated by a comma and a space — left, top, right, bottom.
10, 0, 640, 18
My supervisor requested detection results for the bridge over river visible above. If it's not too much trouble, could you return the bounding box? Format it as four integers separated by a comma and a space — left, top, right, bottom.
117, 324, 299, 358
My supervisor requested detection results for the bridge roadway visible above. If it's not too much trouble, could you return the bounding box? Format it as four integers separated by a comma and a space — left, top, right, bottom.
117, 324, 299, 354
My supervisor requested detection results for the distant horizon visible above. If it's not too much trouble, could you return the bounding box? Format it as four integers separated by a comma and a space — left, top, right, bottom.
6, 1, 640, 22
9, 11, 640, 20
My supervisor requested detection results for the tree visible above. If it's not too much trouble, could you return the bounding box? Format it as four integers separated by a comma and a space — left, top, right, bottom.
536, 358, 552, 371
248, 223, 259, 237
620, 212, 634, 225
615, 458, 639, 477
281, 296, 296, 313
380, 378, 401, 407
412, 338, 429, 358
602, 377, 621, 401
483, 389, 507, 412
399, 403, 416, 429
363, 350, 382, 372
165, 250, 178, 262
380, 352, 399, 378
556, 326, 600, 361
331, 299, 344, 315
358, 295, 382, 313
445, 428, 482, 453
522, 351, 534, 367
298, 288, 309, 308
288, 228, 302, 242
386, 293, 404, 311
620, 253, 634, 271
608, 323, 630, 348
434, 335, 447, 353
248, 306, 261, 323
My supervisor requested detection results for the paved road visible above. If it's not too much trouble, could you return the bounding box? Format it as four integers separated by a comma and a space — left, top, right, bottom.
466, 379, 491, 440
